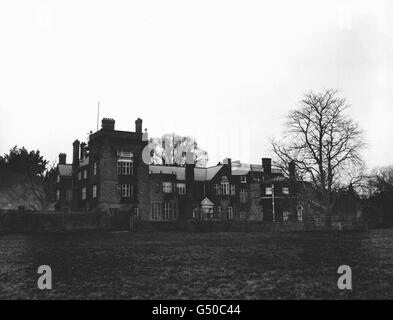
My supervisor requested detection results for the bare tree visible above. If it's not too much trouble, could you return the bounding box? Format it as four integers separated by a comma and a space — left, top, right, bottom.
271, 89, 365, 224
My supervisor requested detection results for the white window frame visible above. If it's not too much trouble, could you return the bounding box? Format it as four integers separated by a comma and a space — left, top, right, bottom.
162, 182, 173, 193
283, 187, 289, 195
151, 202, 162, 220
92, 185, 97, 198
221, 176, 230, 195
228, 206, 233, 220
163, 202, 171, 220
240, 188, 247, 203
93, 162, 97, 175
81, 187, 87, 200
214, 184, 221, 195
83, 169, 87, 179
176, 183, 186, 195
265, 187, 272, 195
230, 185, 236, 195
117, 160, 133, 175
117, 150, 133, 158
240, 176, 247, 183
121, 184, 131, 198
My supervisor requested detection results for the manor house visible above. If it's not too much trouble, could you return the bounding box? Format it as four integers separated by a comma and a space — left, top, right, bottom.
55, 118, 303, 222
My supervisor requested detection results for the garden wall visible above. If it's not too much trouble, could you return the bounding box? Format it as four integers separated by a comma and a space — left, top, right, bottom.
0, 209, 367, 234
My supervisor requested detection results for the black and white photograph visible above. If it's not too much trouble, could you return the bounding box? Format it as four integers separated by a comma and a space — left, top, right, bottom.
1, 0, 393, 306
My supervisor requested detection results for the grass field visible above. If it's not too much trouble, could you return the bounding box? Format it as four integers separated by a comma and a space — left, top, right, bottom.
1, 229, 393, 299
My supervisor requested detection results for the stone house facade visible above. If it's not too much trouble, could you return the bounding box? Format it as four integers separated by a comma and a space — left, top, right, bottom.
56, 117, 303, 222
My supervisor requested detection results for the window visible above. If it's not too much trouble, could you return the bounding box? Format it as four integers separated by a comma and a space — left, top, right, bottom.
121, 184, 132, 198
117, 160, 133, 175
163, 202, 171, 220
151, 202, 162, 220
57, 175, 60, 183
134, 207, 140, 218
214, 184, 221, 195
241, 176, 247, 183
193, 208, 198, 219
93, 162, 97, 175
240, 188, 247, 203
283, 211, 290, 222
81, 187, 87, 200
221, 176, 230, 195
283, 187, 289, 195
92, 185, 97, 198
83, 169, 87, 179
56, 190, 60, 201
162, 182, 173, 193
230, 185, 236, 195
78, 172, 82, 180
228, 206, 233, 220
117, 150, 133, 158
265, 187, 272, 195
176, 183, 186, 195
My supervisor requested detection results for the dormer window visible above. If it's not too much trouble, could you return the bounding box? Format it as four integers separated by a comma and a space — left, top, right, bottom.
241, 176, 247, 183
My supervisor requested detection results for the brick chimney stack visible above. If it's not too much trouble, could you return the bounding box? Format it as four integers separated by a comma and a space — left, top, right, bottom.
72, 140, 80, 168
101, 118, 115, 131
262, 158, 272, 176
59, 153, 67, 165
80, 142, 86, 159
135, 118, 142, 133
185, 152, 195, 198
223, 158, 232, 176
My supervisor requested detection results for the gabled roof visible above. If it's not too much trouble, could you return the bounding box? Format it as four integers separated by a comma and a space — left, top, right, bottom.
194, 165, 224, 181
58, 164, 72, 176
201, 197, 214, 206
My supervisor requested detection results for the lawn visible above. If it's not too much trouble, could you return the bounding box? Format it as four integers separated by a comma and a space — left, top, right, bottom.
0, 229, 393, 299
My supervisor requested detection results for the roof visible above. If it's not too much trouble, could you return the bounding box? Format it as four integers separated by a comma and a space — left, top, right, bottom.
263, 176, 288, 184
231, 161, 263, 175
58, 164, 72, 176
231, 169, 250, 176
149, 164, 224, 182
194, 165, 224, 181
149, 165, 185, 180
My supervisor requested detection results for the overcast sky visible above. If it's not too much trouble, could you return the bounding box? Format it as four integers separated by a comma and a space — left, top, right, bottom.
0, 0, 392, 169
